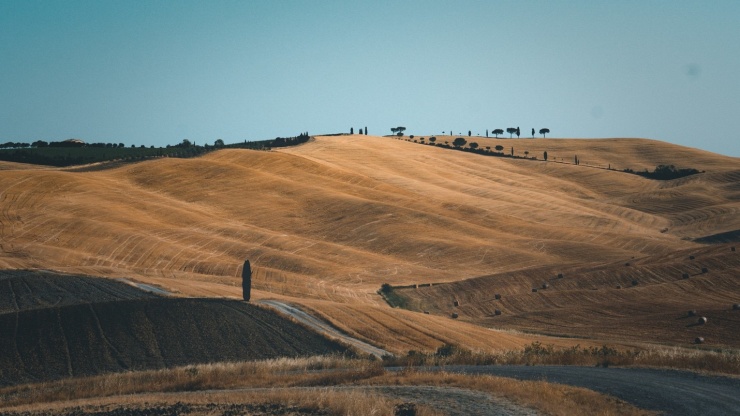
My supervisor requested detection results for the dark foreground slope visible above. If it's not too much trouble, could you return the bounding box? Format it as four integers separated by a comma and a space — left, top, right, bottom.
0, 296, 349, 386
0, 270, 161, 313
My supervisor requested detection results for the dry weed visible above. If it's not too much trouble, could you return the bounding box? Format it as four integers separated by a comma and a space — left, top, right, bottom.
365, 370, 655, 416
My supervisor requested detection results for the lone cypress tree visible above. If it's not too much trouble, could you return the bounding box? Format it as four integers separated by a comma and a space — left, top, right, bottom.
241, 260, 252, 301
350, 127, 354, 134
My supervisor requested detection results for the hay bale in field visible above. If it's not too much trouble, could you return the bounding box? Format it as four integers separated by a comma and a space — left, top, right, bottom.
557, 273, 564, 279
532, 288, 538, 293
682, 273, 690, 279
541, 283, 549, 289
394, 402, 417, 416
701, 267, 708, 273
451, 312, 459, 319
631, 280, 639, 286
697, 316, 708, 325
688, 310, 697, 317
423, 310, 429, 314
453, 300, 459, 307
695, 337, 704, 344
495, 293, 501, 300
494, 309, 502, 316
616, 285, 622, 289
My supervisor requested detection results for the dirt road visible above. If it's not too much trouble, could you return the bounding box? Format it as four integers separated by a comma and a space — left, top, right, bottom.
432, 365, 740, 416
258, 300, 391, 358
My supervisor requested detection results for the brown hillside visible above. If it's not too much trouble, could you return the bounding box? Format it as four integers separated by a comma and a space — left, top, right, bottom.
1, 135, 738, 350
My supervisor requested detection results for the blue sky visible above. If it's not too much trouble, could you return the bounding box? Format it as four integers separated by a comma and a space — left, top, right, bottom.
1, 1, 739, 156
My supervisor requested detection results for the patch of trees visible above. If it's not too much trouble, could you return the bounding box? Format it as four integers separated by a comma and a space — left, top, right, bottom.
0, 133, 311, 167
623, 164, 702, 180
390, 126, 406, 137
269, 133, 310, 148
453, 137, 467, 148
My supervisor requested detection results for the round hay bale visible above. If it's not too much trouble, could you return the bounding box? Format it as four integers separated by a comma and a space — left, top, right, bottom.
394, 402, 417, 416
689, 255, 695, 260
453, 300, 459, 307
695, 337, 704, 344
494, 309, 502, 316
532, 288, 538, 293
451, 312, 459, 319
701, 267, 708, 273
557, 273, 564, 279
732, 304, 739, 310
697, 316, 707, 325
494, 293, 501, 300
541, 283, 549, 289
688, 310, 697, 317
631, 280, 639, 286
682, 273, 690, 279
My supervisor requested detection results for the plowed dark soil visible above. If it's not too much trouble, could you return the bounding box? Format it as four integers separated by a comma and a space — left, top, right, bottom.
0, 272, 349, 386
0, 270, 160, 314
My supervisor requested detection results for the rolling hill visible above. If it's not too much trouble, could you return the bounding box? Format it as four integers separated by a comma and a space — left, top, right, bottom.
1, 134, 738, 351
0, 271, 348, 386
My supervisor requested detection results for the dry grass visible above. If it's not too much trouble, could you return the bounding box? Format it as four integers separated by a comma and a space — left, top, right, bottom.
364, 369, 655, 416
0, 356, 377, 408
0, 354, 658, 415
2, 387, 437, 416
385, 342, 740, 375
2, 134, 739, 359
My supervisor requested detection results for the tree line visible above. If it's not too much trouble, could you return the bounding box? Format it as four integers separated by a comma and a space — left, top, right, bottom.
0, 133, 311, 167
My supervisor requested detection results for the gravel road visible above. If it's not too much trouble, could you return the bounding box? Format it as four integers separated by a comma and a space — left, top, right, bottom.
259, 301, 740, 415
428, 365, 740, 416
258, 300, 391, 358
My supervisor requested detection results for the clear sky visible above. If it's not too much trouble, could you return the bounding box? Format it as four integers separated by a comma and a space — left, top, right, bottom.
1, 1, 739, 156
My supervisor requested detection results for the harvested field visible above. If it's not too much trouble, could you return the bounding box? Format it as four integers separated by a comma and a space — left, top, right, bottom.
0, 269, 160, 314
1, 134, 739, 351
0, 297, 348, 386
396, 244, 740, 346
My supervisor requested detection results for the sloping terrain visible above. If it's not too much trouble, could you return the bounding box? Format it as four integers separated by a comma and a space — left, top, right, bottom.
1, 134, 738, 350
0, 269, 160, 314
395, 243, 740, 346
0, 295, 348, 386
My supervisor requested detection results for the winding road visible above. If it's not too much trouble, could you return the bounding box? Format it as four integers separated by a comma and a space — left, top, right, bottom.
259, 301, 740, 415
258, 299, 391, 358
416, 365, 740, 416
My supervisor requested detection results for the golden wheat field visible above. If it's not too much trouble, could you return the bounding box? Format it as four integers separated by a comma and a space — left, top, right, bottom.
1, 134, 738, 351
